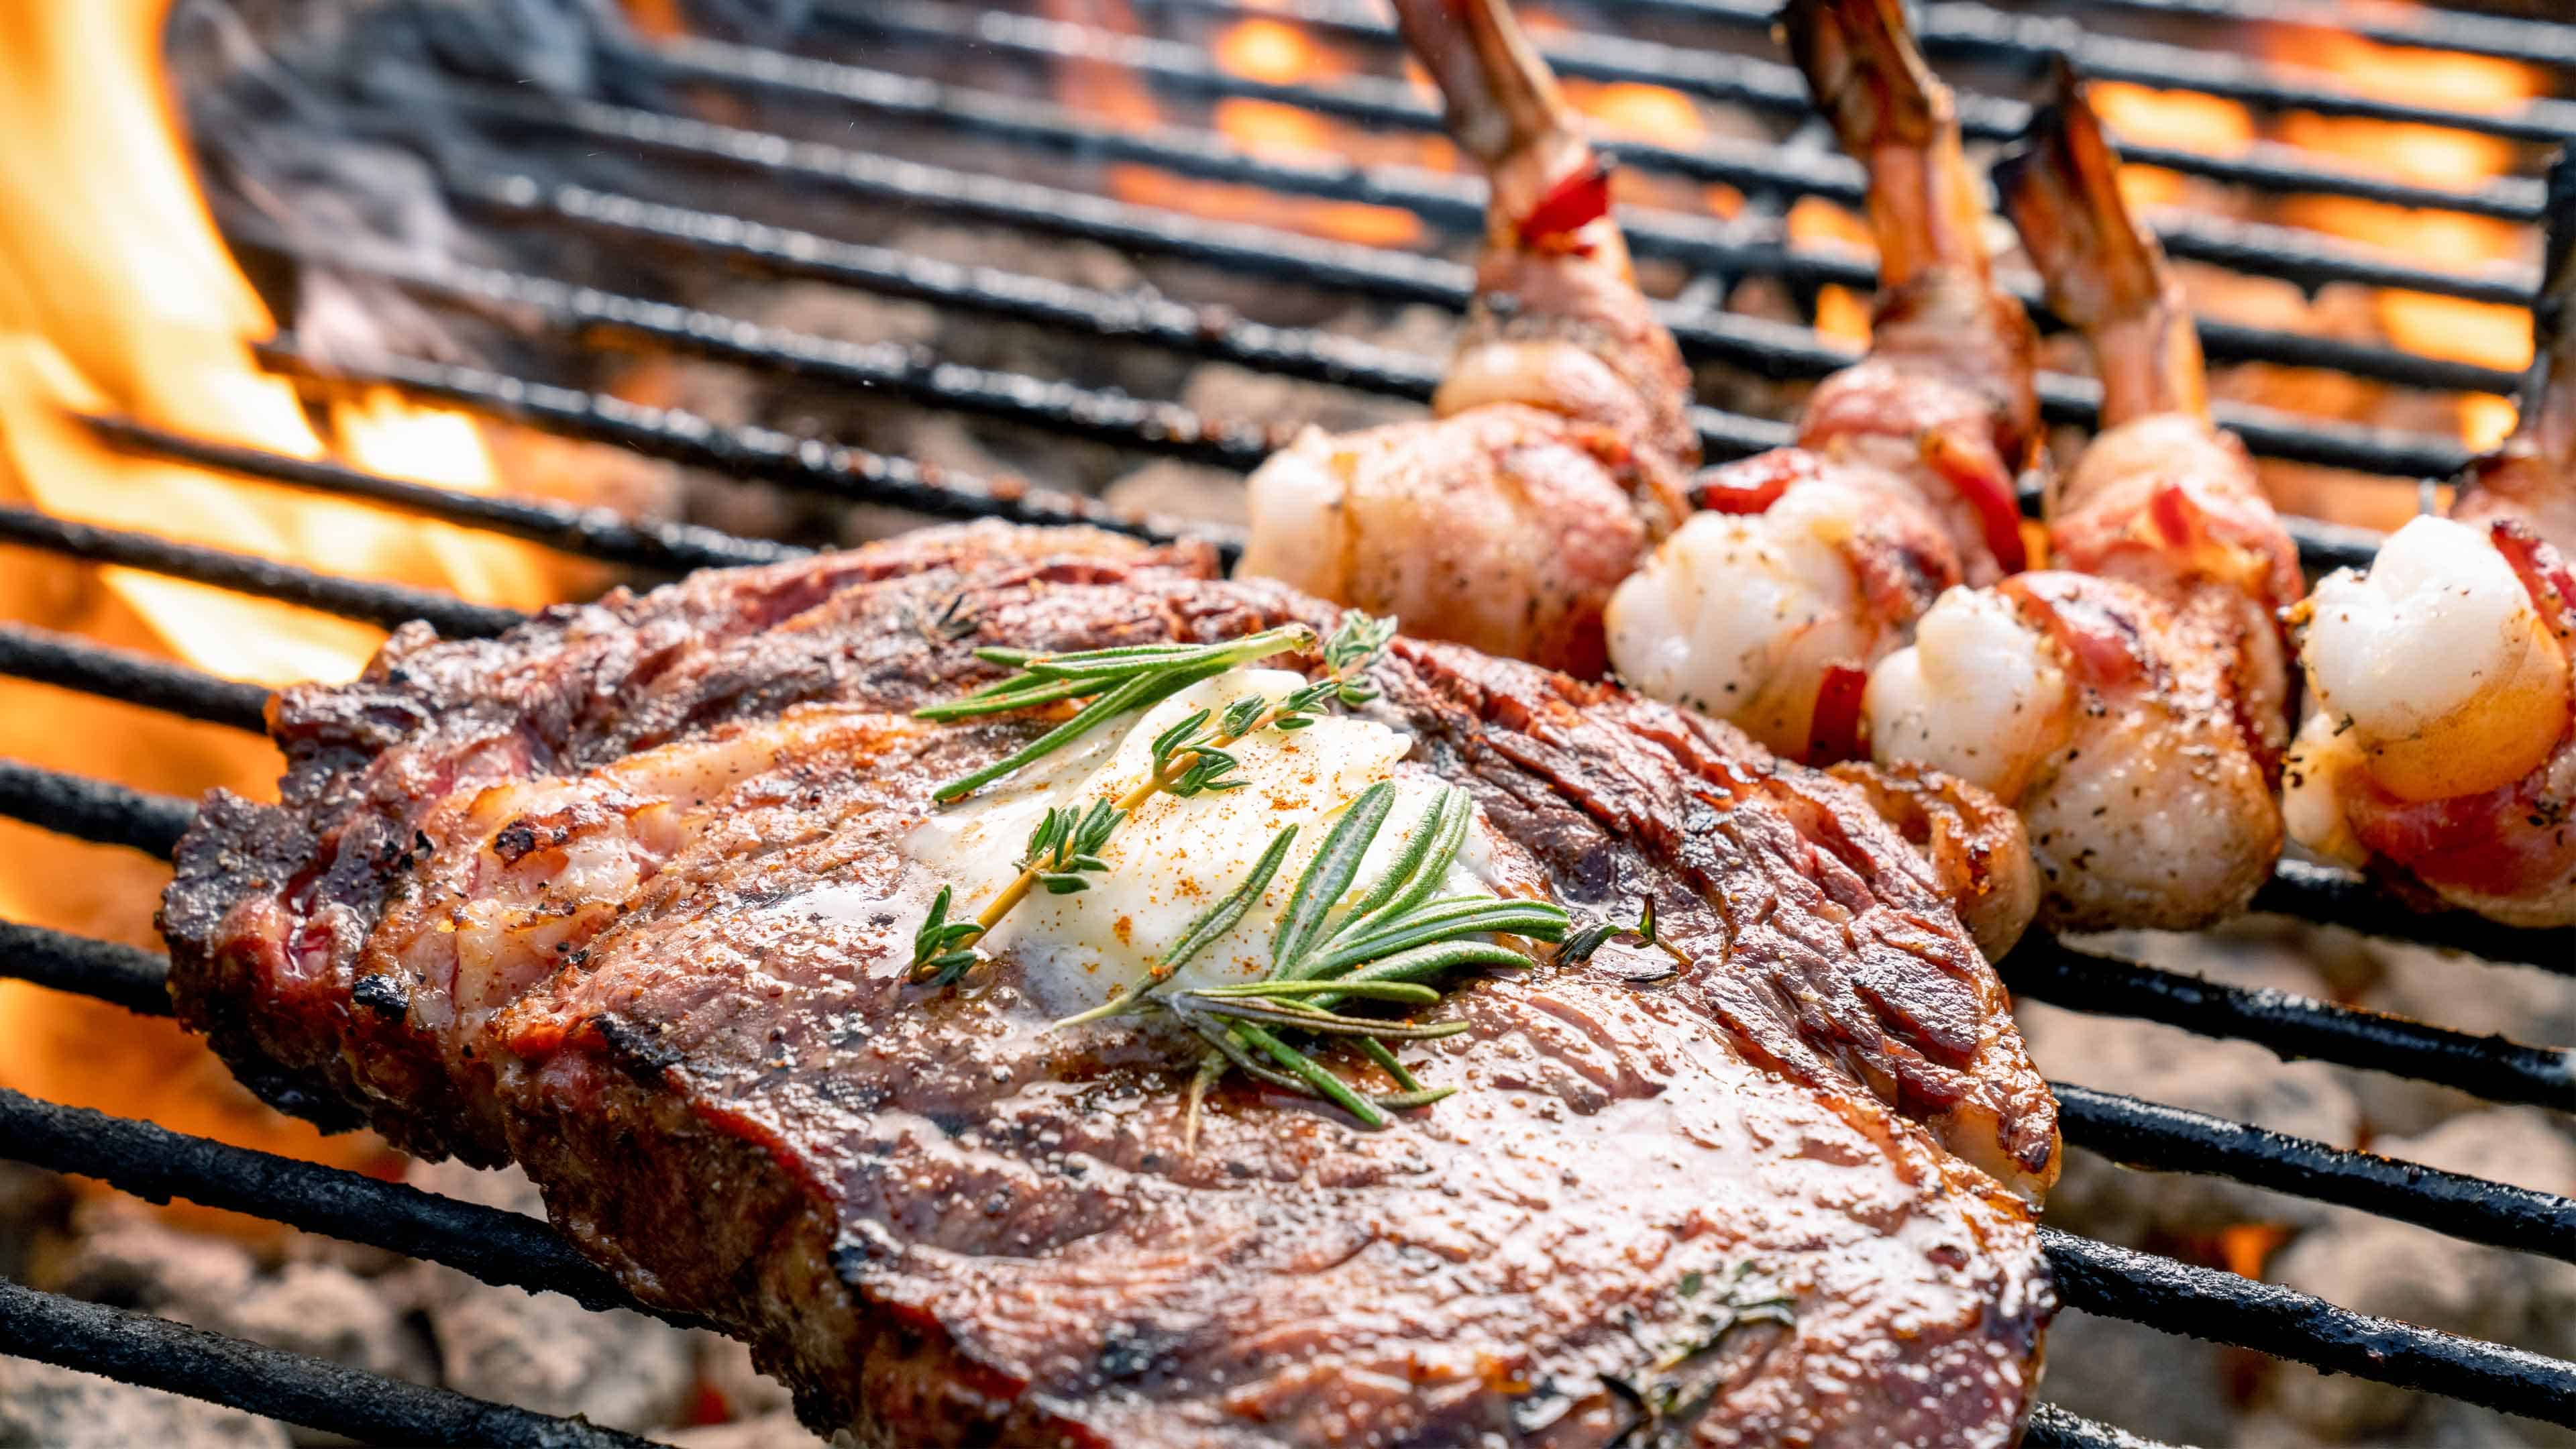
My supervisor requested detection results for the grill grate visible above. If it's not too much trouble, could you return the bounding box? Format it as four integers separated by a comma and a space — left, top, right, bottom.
0, 1, 2571, 1446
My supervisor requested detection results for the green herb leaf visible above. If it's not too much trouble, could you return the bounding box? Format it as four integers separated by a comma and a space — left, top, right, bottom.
1271, 780, 1399, 974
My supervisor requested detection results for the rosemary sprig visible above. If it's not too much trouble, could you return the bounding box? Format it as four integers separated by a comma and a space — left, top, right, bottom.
904, 613, 1397, 985
1558, 894, 1660, 964
1057, 781, 1572, 1134
1603, 1265, 1797, 1448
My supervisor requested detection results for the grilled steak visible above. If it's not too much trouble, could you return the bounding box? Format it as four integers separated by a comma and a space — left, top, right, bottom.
163, 523, 2057, 1447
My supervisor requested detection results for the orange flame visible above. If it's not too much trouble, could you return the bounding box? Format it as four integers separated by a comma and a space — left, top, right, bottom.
1055, 5, 1421, 249
2267, 15, 2539, 447
0, 0, 565, 1191
1788, 197, 1877, 349
2086, 81, 2255, 212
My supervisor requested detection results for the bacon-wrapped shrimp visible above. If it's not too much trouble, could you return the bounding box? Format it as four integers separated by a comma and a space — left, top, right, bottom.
2285, 156, 2576, 928
1605, 0, 2039, 758
1864, 70, 2302, 932
1232, 0, 1694, 676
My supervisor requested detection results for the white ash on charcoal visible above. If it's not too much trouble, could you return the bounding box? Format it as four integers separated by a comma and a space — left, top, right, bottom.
30, 1193, 433, 1446
2259, 1110, 2576, 1448
661, 1413, 836, 1449
2025, 920, 2576, 1448
0, 1155, 810, 1445
672, 1338, 830, 1449
2017, 973, 2364, 1242
2026, 1307, 2245, 1448
392, 1159, 702, 1434
0, 1357, 288, 1449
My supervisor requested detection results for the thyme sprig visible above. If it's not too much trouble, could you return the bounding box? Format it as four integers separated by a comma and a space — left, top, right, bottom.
1056, 781, 1571, 1134
904, 613, 1396, 985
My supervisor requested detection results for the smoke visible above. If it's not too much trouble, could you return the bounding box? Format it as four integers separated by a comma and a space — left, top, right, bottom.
166, 0, 664, 372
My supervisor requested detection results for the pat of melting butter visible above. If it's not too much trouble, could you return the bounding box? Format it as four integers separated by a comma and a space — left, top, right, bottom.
904, 670, 1495, 1018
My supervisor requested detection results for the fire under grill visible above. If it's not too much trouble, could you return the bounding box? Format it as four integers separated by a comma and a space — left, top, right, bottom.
0, 1, 2571, 1446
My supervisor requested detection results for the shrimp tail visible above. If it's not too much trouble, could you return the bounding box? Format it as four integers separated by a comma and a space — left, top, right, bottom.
1399, 0, 1697, 493
1786, 0, 2041, 476
1996, 61, 2206, 425
1389, 0, 1601, 250
1782, 0, 1990, 291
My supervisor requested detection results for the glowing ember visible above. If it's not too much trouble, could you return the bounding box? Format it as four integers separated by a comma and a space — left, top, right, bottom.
2086, 81, 2253, 211
2216, 1222, 2294, 1281
1214, 17, 1325, 87
2265, 13, 2540, 447
1063, 7, 1424, 248
1788, 197, 1877, 350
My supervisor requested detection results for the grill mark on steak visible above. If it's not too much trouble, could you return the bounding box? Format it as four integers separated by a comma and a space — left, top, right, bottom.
161, 523, 2055, 1446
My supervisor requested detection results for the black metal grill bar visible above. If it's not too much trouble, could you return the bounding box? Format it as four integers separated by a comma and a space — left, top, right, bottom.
443, 90, 2478, 485
1584, 0, 2576, 144
0, 761, 196, 860
440, 189, 2471, 490
1110, 0, 2551, 227
0, 505, 523, 639
1148, 0, 2555, 228
80, 414, 796, 575
0, 624, 268, 734
0, 921, 172, 1018
250, 343, 1242, 553
649, 23, 2543, 322
2054, 1082, 2576, 1261
0, 1087, 661, 1323
301, 251, 1293, 473
252, 319, 2387, 576
0, 1066, 2561, 1428
2039, 1227, 2573, 1427
2022, 1405, 2184, 1449
1924, 1, 2576, 145
455, 171, 2496, 494
0, 1278, 653, 1449
2002, 941, 2575, 1110
2082, 0, 2576, 69
2254, 859, 2576, 975
458, 173, 1456, 399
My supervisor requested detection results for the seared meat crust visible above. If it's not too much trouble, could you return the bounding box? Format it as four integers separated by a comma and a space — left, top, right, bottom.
164, 524, 2054, 1447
